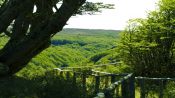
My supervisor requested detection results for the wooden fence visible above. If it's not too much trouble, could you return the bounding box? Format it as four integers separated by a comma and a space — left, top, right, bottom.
94, 76, 175, 98
53, 65, 175, 98
54, 65, 135, 98
135, 77, 175, 98
94, 73, 135, 98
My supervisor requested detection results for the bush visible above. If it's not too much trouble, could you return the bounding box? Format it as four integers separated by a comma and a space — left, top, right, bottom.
0, 70, 83, 98
164, 82, 175, 98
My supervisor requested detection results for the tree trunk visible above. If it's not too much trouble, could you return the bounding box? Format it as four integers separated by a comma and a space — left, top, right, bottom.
0, 0, 86, 77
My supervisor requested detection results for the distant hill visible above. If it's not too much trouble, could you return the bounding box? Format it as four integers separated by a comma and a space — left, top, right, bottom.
61, 28, 121, 33
52, 28, 120, 46
58, 28, 121, 37
17, 28, 121, 77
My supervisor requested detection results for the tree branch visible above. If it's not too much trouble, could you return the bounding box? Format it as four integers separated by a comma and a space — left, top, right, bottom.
3, 30, 11, 37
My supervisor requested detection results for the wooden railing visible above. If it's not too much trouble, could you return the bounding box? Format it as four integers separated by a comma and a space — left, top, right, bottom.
135, 77, 175, 98
53, 64, 175, 98
94, 73, 135, 98
60, 62, 120, 69
53, 64, 135, 98
94, 76, 175, 98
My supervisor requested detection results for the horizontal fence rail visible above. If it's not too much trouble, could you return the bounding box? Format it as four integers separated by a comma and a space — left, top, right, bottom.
60, 62, 121, 70
135, 77, 175, 81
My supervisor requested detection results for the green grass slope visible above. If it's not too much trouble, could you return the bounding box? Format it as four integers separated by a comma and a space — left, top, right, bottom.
16, 28, 121, 78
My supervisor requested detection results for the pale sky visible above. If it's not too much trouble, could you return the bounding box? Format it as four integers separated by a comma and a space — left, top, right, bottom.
64, 0, 158, 30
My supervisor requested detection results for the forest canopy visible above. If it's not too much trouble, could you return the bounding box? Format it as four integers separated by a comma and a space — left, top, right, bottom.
117, 0, 175, 77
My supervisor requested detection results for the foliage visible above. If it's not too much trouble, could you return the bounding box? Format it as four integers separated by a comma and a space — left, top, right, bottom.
52, 29, 119, 58
0, 28, 122, 98
0, 36, 8, 48
77, 2, 114, 15
15, 29, 120, 78
91, 48, 120, 64
0, 0, 115, 76
0, 71, 83, 98
0, 0, 3, 5
164, 82, 175, 98
89, 52, 109, 63
117, 0, 175, 77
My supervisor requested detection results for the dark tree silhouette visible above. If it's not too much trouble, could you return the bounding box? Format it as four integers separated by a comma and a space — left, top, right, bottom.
0, 0, 114, 77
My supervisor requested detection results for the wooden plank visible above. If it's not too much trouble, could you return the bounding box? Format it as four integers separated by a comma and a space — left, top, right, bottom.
139, 78, 145, 98
73, 72, 77, 85
136, 77, 175, 81
95, 75, 100, 94
121, 79, 129, 98
82, 72, 87, 98
66, 71, 70, 80
110, 75, 116, 97
104, 88, 113, 98
111, 75, 116, 83
105, 76, 109, 88
60, 71, 63, 78
129, 74, 135, 98
60, 62, 120, 69
159, 80, 164, 98
115, 85, 120, 98
91, 70, 128, 77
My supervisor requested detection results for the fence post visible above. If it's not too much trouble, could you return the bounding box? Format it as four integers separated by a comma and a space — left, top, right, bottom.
73, 72, 77, 85
115, 85, 120, 98
60, 71, 63, 78
111, 75, 116, 97
82, 72, 87, 98
121, 79, 129, 98
139, 78, 145, 98
104, 88, 113, 98
129, 74, 135, 98
159, 80, 164, 98
105, 76, 109, 88
66, 71, 70, 80
111, 75, 116, 83
95, 75, 100, 95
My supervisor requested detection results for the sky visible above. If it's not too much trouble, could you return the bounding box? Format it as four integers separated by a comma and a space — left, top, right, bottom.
64, 0, 158, 30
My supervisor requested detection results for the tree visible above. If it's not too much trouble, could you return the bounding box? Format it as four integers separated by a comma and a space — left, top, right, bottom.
0, 0, 114, 77
117, 0, 175, 77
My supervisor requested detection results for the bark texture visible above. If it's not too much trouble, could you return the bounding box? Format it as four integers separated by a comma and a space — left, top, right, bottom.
0, 0, 86, 77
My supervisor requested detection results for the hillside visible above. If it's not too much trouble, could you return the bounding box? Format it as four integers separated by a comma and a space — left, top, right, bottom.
16, 28, 121, 77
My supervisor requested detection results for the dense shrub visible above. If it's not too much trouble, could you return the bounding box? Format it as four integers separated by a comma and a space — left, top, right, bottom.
0, 71, 83, 98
